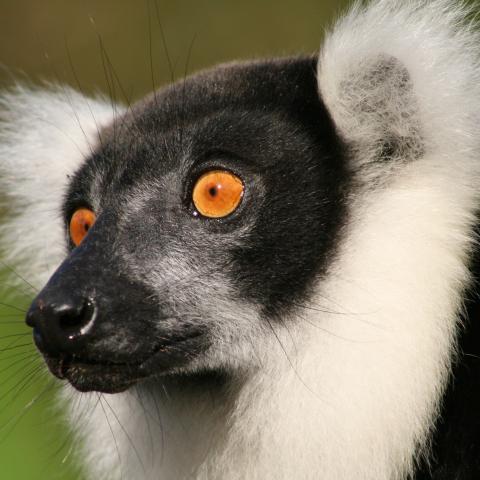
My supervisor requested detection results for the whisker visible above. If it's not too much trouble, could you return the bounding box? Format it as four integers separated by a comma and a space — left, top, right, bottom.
98, 393, 124, 480
265, 316, 328, 405
296, 311, 380, 344
133, 386, 155, 467
64, 37, 105, 149
0, 302, 27, 313
2, 363, 45, 411
0, 348, 37, 363
41, 394, 85, 476
179, 33, 196, 148
1, 282, 37, 300
148, 386, 165, 465
292, 300, 386, 330
0, 342, 32, 354
146, 0, 158, 109
0, 378, 56, 444
0, 332, 32, 341
154, 0, 174, 82
102, 394, 147, 477
38, 43, 97, 158
0, 352, 37, 375
0, 259, 39, 293
0, 360, 42, 402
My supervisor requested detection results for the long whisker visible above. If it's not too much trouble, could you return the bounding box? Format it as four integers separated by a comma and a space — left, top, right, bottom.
154, 0, 174, 82
146, 0, 158, 109
264, 316, 329, 405
0, 259, 39, 293
102, 394, 147, 477
64, 37, 105, 149
132, 386, 155, 467
98, 393, 124, 480
0, 378, 56, 444
0, 361, 42, 405
0, 344, 31, 356
0, 302, 27, 314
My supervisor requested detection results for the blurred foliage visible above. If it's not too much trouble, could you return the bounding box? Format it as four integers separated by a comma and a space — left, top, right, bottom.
0, 0, 349, 100
0, 0, 345, 478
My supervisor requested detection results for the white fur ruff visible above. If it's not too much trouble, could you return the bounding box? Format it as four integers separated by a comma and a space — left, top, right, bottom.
0, 85, 116, 289
2, 1, 480, 479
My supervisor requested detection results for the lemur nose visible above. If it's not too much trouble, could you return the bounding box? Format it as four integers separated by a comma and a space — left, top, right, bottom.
26, 297, 97, 356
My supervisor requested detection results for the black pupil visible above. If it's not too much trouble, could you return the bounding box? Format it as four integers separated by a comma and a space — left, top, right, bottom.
209, 186, 218, 197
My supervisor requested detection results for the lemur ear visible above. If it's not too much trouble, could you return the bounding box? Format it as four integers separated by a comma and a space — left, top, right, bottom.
0, 86, 115, 288
317, 0, 480, 178
319, 53, 422, 166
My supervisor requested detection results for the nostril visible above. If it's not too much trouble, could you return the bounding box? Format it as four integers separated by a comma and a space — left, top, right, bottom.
56, 299, 96, 334
58, 311, 81, 328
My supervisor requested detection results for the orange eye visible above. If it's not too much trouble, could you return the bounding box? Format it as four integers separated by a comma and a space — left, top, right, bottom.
192, 170, 244, 218
69, 208, 96, 246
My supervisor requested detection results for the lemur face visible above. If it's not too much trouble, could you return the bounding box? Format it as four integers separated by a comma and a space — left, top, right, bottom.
25, 57, 347, 393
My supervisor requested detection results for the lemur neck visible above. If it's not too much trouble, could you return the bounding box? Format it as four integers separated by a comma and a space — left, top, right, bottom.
76, 310, 454, 480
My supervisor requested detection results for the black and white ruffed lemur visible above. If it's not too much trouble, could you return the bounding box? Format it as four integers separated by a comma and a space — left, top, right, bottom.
1, 1, 480, 479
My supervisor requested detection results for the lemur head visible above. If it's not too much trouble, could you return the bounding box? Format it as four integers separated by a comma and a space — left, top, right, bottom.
25, 57, 347, 393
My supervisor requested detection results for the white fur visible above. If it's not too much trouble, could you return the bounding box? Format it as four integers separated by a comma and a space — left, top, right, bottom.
2, 1, 480, 479
0, 85, 118, 289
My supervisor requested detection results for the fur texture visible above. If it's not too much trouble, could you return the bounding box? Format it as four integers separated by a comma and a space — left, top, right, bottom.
2, 1, 480, 479
0, 85, 117, 286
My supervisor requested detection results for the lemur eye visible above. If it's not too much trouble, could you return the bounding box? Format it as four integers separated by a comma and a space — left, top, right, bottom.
192, 170, 244, 218
69, 208, 96, 246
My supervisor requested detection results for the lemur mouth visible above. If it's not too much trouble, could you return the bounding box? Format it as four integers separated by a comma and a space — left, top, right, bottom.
42, 333, 205, 393
45, 355, 140, 393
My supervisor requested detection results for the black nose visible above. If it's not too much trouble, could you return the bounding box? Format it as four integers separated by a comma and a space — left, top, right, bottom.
26, 296, 97, 357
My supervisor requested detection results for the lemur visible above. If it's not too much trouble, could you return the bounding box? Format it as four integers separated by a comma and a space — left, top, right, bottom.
1, 0, 480, 479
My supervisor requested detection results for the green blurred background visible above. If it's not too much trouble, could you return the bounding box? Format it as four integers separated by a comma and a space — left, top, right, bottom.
0, 1, 349, 479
